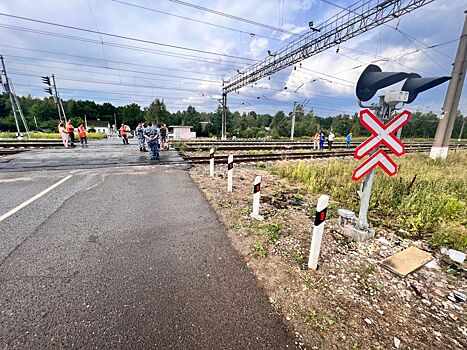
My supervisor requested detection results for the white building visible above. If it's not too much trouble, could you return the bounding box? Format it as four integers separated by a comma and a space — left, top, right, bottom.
88, 120, 111, 135
169, 125, 196, 139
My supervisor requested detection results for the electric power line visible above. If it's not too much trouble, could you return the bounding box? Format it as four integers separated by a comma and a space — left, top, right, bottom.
112, 0, 288, 43
0, 12, 258, 61
165, 0, 301, 36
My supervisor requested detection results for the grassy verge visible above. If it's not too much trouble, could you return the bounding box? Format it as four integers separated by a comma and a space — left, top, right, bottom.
0, 132, 108, 140
271, 151, 467, 250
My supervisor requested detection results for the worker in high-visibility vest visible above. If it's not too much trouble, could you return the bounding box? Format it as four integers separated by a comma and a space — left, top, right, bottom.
78, 124, 88, 147
120, 123, 129, 145
66, 121, 75, 147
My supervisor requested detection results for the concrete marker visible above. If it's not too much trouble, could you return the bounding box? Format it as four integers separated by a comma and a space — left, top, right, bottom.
227, 154, 233, 192
209, 147, 215, 177
308, 194, 329, 270
250, 175, 263, 220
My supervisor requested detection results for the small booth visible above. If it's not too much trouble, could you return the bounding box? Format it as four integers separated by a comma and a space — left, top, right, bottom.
169, 125, 196, 139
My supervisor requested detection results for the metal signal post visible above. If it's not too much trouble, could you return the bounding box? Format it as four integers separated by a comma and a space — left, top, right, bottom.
0, 55, 30, 138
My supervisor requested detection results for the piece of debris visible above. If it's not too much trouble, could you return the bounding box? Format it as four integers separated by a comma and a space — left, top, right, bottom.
380, 246, 432, 277
452, 291, 466, 303
364, 318, 373, 325
448, 249, 466, 264
394, 337, 401, 348
425, 260, 439, 270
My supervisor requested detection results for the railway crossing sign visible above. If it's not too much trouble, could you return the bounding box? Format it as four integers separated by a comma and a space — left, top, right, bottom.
352, 149, 398, 181
352, 109, 411, 181
354, 109, 411, 159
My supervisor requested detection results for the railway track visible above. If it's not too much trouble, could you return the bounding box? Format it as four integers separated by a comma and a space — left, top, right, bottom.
0, 140, 63, 148
180, 142, 446, 152
0, 149, 28, 156
183, 145, 467, 164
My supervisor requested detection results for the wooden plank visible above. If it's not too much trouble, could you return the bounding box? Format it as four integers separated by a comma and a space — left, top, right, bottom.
380, 246, 432, 277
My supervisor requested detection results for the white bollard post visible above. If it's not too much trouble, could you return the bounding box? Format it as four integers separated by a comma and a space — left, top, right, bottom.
308, 194, 329, 270
250, 175, 264, 220
227, 154, 234, 192
209, 148, 215, 177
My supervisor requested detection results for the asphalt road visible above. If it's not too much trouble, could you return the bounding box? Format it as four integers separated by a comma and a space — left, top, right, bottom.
0, 163, 296, 349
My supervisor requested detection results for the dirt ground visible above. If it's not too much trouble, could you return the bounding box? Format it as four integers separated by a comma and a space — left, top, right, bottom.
189, 161, 466, 350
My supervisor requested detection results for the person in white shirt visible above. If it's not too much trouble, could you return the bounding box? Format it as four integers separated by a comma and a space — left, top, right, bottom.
328, 131, 335, 150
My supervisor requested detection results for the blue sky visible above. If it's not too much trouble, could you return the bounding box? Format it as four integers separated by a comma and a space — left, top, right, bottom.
0, 0, 464, 117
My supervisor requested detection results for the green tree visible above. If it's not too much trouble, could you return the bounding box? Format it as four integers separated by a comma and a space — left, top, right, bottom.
144, 99, 171, 125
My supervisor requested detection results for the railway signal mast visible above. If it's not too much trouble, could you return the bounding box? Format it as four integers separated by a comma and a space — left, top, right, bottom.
0, 55, 30, 139
352, 64, 450, 234
221, 0, 439, 137
42, 74, 67, 124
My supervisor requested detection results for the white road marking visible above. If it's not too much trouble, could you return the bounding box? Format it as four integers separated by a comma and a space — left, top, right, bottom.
0, 175, 72, 223
0, 177, 32, 184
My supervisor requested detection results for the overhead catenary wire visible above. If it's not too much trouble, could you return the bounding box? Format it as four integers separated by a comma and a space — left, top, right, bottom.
165, 0, 301, 36
0, 13, 258, 61
112, 0, 289, 43
4, 54, 223, 85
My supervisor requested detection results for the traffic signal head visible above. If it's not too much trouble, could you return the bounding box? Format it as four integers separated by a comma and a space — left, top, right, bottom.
41, 76, 51, 86
44, 87, 52, 95
356, 64, 410, 102
401, 73, 451, 104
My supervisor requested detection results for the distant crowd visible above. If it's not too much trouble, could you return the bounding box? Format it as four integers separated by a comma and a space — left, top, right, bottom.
312, 131, 352, 150
58, 121, 87, 148
57, 120, 169, 161
122, 122, 169, 161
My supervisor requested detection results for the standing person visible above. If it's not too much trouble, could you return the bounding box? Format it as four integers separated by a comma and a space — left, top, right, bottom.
77, 123, 88, 147
319, 132, 325, 150
66, 120, 75, 147
346, 132, 352, 148
58, 122, 69, 148
160, 124, 169, 150
135, 122, 147, 152
120, 123, 129, 145
144, 122, 160, 160
313, 132, 320, 150
328, 130, 335, 150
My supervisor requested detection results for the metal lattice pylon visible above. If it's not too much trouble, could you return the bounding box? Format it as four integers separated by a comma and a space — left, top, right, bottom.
222, 0, 435, 94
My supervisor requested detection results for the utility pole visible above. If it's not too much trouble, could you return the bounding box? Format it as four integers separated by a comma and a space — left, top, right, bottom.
221, 93, 227, 140
431, 11, 467, 159
458, 116, 466, 142
290, 102, 297, 141
0, 55, 30, 138
51, 75, 67, 124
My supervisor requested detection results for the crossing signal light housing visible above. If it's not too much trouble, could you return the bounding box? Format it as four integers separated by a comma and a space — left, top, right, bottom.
44, 87, 52, 95
401, 73, 451, 104
356, 64, 410, 102
41, 76, 51, 86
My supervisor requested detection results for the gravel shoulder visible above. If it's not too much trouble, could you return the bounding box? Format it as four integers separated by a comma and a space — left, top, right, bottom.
189, 162, 466, 350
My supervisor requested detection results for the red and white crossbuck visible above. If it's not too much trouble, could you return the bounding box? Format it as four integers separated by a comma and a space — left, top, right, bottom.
352, 109, 411, 181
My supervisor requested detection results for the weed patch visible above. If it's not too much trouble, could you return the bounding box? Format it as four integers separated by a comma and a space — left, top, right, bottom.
272, 152, 467, 250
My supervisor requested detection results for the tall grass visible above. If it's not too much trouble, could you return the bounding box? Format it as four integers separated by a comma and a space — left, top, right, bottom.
272, 151, 467, 250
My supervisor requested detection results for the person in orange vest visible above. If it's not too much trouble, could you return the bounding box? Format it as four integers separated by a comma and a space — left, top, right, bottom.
120, 123, 129, 145
77, 123, 88, 147
66, 120, 75, 147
